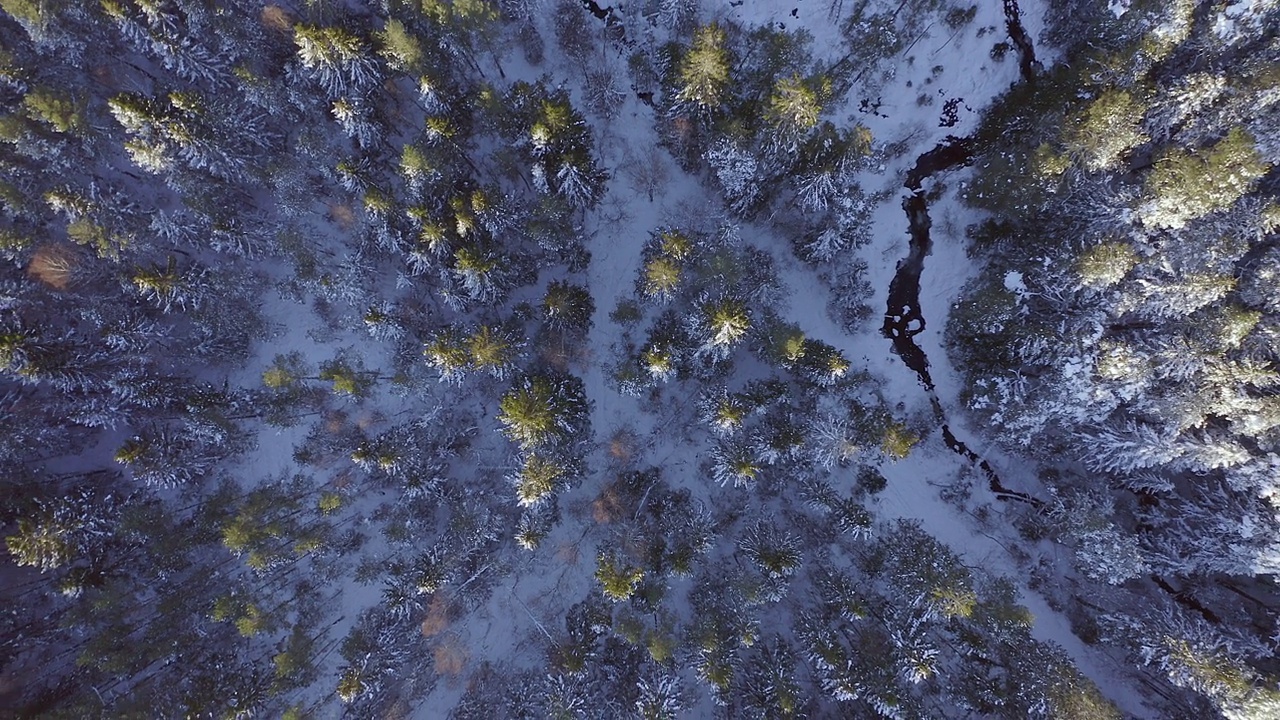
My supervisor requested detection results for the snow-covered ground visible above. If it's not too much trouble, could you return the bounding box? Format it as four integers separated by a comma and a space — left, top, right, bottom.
212, 1, 1154, 715
567, 0, 1155, 715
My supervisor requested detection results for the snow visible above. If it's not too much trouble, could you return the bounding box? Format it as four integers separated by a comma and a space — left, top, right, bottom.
687, 1, 1150, 715
1003, 269, 1027, 297
1213, 0, 1277, 43
877, 447, 1155, 715
125, 0, 1154, 715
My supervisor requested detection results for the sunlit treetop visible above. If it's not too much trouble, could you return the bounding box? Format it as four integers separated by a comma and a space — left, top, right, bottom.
1064, 88, 1149, 172
677, 23, 731, 112
1142, 127, 1269, 229
702, 297, 750, 349
1075, 241, 1139, 290
767, 73, 829, 138
377, 18, 423, 71
643, 256, 682, 301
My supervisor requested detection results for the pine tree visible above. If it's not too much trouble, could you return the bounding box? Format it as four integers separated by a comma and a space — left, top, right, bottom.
497, 373, 589, 451
330, 96, 382, 147
1142, 127, 1270, 229
424, 326, 471, 383
512, 454, 564, 507
293, 24, 381, 98
758, 317, 806, 367
514, 504, 555, 550
5, 486, 121, 572
643, 255, 682, 302
697, 296, 750, 356
336, 667, 367, 703
376, 18, 423, 73
128, 255, 211, 312
700, 389, 750, 436
1133, 272, 1236, 319
710, 440, 761, 487
766, 74, 828, 153
419, 0, 500, 64
362, 301, 405, 342
738, 521, 801, 581
452, 243, 504, 303
22, 85, 87, 136
641, 344, 676, 382
635, 672, 685, 719
879, 421, 918, 461
676, 23, 730, 114
795, 339, 851, 386
114, 427, 220, 488
542, 280, 594, 332
466, 323, 518, 379
705, 140, 762, 216
739, 637, 804, 718
595, 551, 644, 601
1064, 88, 1149, 172
1075, 241, 1139, 289
319, 355, 377, 398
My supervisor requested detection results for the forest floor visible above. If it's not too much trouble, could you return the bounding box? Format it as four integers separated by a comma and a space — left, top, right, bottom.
222, 1, 1157, 716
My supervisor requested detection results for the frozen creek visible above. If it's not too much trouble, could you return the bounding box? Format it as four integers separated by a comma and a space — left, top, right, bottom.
881, 2, 1042, 506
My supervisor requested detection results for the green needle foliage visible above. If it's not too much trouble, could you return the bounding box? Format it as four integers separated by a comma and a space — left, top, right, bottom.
595, 552, 644, 601
497, 373, 587, 451
677, 23, 731, 113
1143, 127, 1269, 229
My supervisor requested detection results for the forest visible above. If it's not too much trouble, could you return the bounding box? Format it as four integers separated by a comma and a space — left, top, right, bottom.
0, 0, 1277, 718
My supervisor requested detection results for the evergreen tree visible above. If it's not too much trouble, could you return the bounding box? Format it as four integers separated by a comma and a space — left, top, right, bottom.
497, 373, 589, 451
542, 280, 594, 332
511, 454, 564, 507
1142, 127, 1269, 229
114, 427, 221, 488
1064, 88, 1149, 172
375, 18, 423, 74
595, 551, 644, 602
696, 296, 750, 357
5, 485, 122, 572
765, 73, 829, 153
705, 140, 762, 216
128, 255, 212, 312
710, 440, 762, 488
675, 23, 730, 114
635, 672, 685, 719
738, 520, 801, 582
643, 255, 683, 302
319, 354, 377, 398
466, 323, 519, 379
293, 24, 381, 98
424, 325, 471, 383
1075, 240, 1139, 289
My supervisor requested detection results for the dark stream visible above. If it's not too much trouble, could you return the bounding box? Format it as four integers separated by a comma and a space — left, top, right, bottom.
880, 1, 1044, 506
581, 0, 612, 21
1002, 0, 1043, 82
883, 134, 974, 394
580, 0, 629, 44
882, 138, 1041, 506
879, 2, 1237, 638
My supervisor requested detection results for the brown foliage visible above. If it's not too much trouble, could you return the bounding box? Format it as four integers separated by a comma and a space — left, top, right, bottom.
27, 245, 78, 290
327, 203, 355, 230
261, 5, 294, 32
592, 483, 625, 524
420, 595, 453, 638
432, 636, 469, 679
